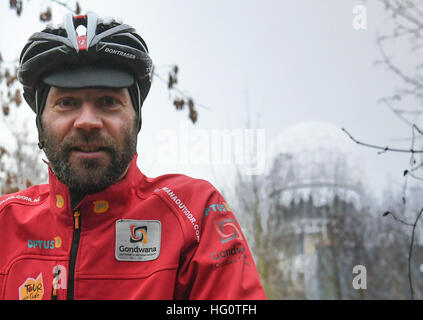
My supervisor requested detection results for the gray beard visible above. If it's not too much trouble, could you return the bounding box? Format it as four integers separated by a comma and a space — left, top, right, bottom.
42, 126, 137, 194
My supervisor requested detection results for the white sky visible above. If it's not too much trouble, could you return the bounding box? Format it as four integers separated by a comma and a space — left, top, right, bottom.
0, 0, 417, 201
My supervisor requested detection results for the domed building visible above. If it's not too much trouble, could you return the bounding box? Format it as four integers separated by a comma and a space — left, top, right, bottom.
267, 121, 366, 207
265, 121, 368, 299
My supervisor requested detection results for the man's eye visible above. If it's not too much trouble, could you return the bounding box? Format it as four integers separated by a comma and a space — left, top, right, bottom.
57, 98, 79, 108
98, 96, 120, 108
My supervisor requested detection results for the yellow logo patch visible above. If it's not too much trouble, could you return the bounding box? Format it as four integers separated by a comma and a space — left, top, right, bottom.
54, 236, 62, 248
93, 200, 109, 214
19, 273, 44, 300
56, 195, 64, 208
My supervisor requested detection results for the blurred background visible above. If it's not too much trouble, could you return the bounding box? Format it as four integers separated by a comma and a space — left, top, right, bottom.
1, 0, 423, 299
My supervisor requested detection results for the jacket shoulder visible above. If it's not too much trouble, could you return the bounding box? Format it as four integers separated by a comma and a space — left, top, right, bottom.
151, 173, 216, 195
148, 173, 221, 243
149, 173, 219, 209
0, 184, 49, 212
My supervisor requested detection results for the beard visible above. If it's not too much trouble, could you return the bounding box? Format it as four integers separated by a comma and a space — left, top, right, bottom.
42, 123, 137, 194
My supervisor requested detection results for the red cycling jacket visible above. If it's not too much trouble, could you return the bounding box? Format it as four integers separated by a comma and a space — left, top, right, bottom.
0, 155, 265, 300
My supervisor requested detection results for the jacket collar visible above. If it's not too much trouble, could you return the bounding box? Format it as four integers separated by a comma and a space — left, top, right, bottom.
49, 154, 146, 228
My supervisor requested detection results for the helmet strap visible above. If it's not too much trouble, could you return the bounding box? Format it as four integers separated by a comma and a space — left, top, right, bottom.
128, 82, 142, 132
35, 83, 51, 149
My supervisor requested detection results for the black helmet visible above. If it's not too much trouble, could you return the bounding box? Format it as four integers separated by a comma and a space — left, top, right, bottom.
18, 12, 153, 135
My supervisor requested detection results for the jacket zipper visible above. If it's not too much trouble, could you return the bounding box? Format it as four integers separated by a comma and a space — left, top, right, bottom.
67, 210, 81, 300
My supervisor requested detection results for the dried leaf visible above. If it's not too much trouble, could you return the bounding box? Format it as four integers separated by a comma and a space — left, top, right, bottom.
4, 68, 17, 87
173, 99, 185, 110
13, 89, 22, 106
189, 108, 198, 124
9, 0, 23, 16
3, 105, 10, 116
168, 74, 176, 89
40, 7, 52, 22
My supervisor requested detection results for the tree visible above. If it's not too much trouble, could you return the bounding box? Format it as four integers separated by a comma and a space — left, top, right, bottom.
342, 0, 423, 299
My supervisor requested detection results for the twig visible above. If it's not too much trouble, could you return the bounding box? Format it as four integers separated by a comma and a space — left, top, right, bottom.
49, 0, 77, 13
385, 207, 423, 300
408, 207, 423, 300
413, 124, 423, 135
386, 211, 414, 226
342, 128, 423, 154
153, 71, 211, 110
379, 97, 417, 128
408, 171, 423, 180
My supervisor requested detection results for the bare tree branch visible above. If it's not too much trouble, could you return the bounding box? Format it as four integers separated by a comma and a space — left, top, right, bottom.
342, 127, 423, 153
383, 206, 423, 300
408, 207, 423, 299
49, 0, 78, 13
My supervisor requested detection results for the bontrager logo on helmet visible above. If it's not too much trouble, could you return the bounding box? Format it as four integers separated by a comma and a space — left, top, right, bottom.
104, 47, 136, 60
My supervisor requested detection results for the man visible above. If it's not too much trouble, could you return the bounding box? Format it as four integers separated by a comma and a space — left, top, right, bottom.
0, 13, 266, 300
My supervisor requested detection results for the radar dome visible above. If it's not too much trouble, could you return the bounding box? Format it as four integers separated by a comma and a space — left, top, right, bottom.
267, 121, 366, 205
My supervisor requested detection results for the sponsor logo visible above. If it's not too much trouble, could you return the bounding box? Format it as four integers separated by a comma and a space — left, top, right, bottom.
104, 47, 136, 60
19, 273, 44, 300
56, 195, 64, 208
161, 187, 201, 242
118, 246, 156, 253
93, 200, 109, 214
204, 202, 232, 217
77, 35, 87, 50
0, 194, 40, 206
210, 245, 248, 269
115, 220, 161, 261
27, 236, 62, 250
130, 225, 148, 244
211, 245, 246, 260
215, 218, 243, 244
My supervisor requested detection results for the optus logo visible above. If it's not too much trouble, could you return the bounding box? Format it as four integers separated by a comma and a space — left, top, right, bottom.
204, 202, 232, 217
130, 225, 148, 244
27, 236, 62, 250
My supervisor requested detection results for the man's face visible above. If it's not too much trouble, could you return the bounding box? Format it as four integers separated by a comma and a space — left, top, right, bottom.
42, 87, 138, 194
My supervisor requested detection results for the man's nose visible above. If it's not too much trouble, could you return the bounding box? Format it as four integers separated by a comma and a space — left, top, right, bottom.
73, 103, 103, 131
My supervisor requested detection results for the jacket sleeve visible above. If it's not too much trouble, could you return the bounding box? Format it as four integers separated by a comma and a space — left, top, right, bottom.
165, 179, 266, 300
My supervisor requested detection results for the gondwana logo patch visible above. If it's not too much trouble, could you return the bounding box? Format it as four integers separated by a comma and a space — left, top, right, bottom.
115, 220, 161, 262
130, 225, 148, 244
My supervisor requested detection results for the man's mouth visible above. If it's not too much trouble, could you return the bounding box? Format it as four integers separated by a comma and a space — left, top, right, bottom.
70, 145, 109, 159
72, 145, 106, 152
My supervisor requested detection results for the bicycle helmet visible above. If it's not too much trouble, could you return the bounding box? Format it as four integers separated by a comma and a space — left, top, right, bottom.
18, 12, 153, 146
